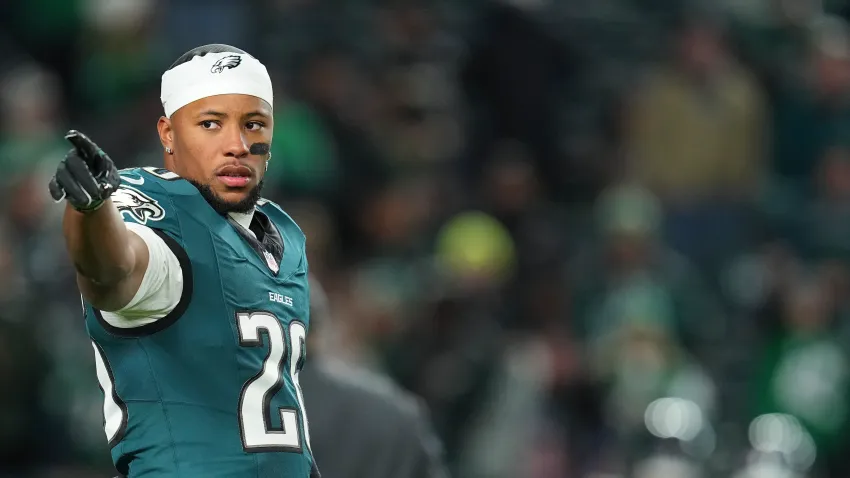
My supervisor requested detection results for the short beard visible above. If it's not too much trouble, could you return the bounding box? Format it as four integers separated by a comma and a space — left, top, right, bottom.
188, 178, 264, 215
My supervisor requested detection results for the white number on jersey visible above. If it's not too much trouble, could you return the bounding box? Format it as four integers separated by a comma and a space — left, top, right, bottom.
90, 310, 311, 453
92, 342, 128, 447
236, 311, 312, 453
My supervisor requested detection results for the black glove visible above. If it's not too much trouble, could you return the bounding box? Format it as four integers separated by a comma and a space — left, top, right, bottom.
48, 130, 121, 212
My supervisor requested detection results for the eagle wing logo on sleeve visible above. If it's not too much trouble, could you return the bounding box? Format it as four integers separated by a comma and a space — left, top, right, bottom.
210, 55, 242, 73
111, 186, 165, 224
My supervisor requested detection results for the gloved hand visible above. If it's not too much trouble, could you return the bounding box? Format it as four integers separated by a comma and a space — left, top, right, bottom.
48, 130, 121, 212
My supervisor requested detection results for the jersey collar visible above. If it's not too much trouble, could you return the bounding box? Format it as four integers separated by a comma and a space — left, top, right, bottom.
228, 210, 255, 236
227, 207, 284, 275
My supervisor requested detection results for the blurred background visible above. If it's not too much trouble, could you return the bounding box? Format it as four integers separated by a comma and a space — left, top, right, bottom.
4, 0, 850, 476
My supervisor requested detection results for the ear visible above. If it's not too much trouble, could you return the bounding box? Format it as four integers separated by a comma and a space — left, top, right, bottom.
157, 116, 173, 152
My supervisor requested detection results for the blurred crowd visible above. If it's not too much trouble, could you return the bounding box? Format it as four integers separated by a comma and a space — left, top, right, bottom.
3, 0, 850, 477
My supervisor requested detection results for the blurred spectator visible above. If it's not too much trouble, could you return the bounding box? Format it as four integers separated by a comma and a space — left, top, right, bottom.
627, 13, 766, 204
752, 269, 850, 476
626, 12, 767, 269
302, 277, 449, 478
571, 184, 720, 349
569, 184, 717, 452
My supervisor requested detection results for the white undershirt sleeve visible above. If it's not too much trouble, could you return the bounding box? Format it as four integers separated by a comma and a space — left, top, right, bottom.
99, 222, 184, 328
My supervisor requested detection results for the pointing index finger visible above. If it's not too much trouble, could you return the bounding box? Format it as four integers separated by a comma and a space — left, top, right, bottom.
65, 130, 102, 160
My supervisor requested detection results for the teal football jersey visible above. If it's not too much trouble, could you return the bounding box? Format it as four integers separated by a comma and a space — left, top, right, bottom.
83, 167, 318, 477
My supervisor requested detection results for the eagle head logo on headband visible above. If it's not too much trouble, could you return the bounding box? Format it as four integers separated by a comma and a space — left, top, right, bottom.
210, 55, 242, 74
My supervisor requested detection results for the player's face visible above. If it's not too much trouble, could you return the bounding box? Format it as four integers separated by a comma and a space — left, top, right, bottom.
160, 94, 273, 213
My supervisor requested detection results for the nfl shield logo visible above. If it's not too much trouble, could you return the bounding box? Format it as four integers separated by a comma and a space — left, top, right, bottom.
263, 250, 279, 273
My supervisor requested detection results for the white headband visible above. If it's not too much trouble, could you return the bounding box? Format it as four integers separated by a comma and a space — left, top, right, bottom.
160, 51, 273, 118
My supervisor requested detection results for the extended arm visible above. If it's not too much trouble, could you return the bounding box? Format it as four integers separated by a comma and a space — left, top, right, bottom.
63, 200, 149, 311
50, 130, 148, 312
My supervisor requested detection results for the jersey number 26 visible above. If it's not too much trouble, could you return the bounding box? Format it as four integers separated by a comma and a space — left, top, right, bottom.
236, 311, 311, 453
92, 311, 312, 454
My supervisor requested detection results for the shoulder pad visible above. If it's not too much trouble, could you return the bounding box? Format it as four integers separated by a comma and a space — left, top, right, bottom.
257, 198, 305, 240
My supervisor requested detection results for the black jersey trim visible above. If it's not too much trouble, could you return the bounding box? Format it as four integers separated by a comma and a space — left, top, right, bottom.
93, 229, 194, 338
